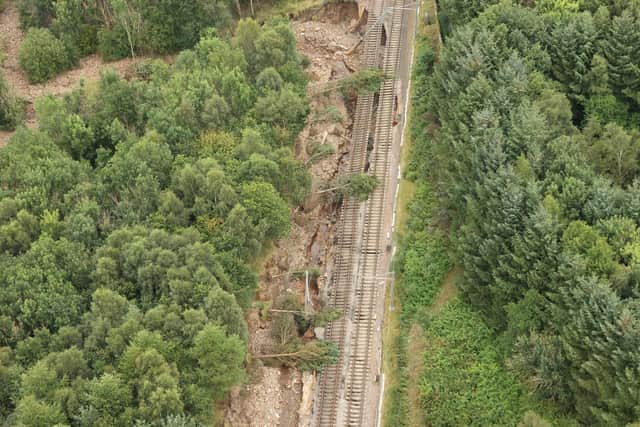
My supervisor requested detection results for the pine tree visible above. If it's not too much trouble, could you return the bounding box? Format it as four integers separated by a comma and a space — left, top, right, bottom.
604, 10, 640, 101
548, 12, 598, 101
498, 203, 562, 299
506, 101, 549, 169
459, 166, 540, 326
554, 277, 640, 425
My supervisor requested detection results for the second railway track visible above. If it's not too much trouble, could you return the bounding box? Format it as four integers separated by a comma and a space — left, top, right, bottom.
314, 0, 408, 426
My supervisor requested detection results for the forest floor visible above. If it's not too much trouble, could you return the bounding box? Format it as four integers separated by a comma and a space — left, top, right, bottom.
224, 3, 365, 427
0, 0, 146, 146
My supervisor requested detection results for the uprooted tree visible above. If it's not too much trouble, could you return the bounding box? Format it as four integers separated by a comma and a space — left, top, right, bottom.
255, 340, 339, 371
318, 173, 379, 202
338, 69, 387, 98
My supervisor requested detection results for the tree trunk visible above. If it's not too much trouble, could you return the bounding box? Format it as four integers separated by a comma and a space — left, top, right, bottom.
254, 351, 301, 359
316, 185, 346, 194
124, 26, 136, 58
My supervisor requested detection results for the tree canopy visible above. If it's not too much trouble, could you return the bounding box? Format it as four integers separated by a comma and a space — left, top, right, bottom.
0, 19, 309, 425
407, 0, 640, 424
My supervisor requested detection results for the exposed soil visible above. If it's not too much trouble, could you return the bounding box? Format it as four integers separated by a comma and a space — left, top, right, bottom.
225, 3, 365, 426
0, 0, 147, 146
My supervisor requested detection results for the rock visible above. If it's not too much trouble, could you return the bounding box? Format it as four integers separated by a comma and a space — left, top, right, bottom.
298, 372, 316, 427
277, 254, 290, 271
303, 193, 322, 213
230, 385, 241, 400
247, 310, 261, 331
314, 327, 326, 340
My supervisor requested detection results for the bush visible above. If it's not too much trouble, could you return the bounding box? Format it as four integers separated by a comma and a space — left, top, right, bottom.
19, 28, 72, 83
17, 0, 54, 29
0, 72, 24, 131
51, 0, 98, 57
97, 25, 131, 61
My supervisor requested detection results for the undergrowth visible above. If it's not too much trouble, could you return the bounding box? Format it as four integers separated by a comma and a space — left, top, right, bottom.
385, 5, 575, 426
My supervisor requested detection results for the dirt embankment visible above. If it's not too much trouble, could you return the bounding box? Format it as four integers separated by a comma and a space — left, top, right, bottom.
225, 3, 364, 426
0, 0, 145, 146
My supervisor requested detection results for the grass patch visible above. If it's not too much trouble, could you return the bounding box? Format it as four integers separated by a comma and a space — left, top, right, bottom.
429, 266, 460, 315
418, 300, 577, 426
395, 132, 417, 235
420, 300, 535, 426
383, 0, 444, 425
419, 0, 442, 51
381, 277, 401, 424
406, 323, 426, 426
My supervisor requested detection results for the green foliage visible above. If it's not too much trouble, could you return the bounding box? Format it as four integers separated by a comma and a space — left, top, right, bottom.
397, 0, 640, 424
132, 0, 233, 55
18, 28, 73, 83
547, 12, 598, 101
581, 121, 640, 186
537, 0, 581, 17
438, 0, 497, 35
311, 308, 342, 327
17, 0, 54, 29
258, 340, 338, 372
191, 324, 246, 400
329, 173, 379, 202
419, 301, 537, 426
553, 277, 640, 425
17, 0, 234, 61
338, 69, 386, 98
519, 411, 554, 427
52, 0, 97, 57
0, 19, 308, 425
604, 9, 640, 100
397, 183, 451, 321
14, 394, 66, 427
562, 220, 617, 276
312, 106, 344, 124
254, 84, 309, 130
241, 180, 291, 240
307, 143, 336, 165
97, 23, 131, 61
0, 71, 24, 131
83, 373, 133, 425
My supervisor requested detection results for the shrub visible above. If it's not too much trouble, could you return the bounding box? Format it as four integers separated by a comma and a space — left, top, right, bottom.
17, 0, 54, 29
0, 72, 24, 130
19, 28, 72, 83
97, 25, 131, 61
52, 0, 98, 57
419, 301, 530, 426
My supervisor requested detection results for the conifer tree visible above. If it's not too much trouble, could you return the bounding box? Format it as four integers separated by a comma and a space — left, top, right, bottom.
604, 10, 640, 101
548, 12, 598, 101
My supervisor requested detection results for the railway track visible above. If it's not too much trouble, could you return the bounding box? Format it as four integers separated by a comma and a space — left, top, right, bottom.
314, 0, 407, 426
